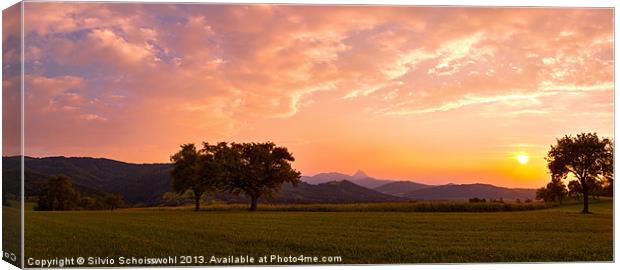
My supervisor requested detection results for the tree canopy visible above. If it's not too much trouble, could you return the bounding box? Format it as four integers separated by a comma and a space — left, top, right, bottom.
217, 142, 301, 211
36, 175, 80, 211
170, 143, 224, 211
35, 175, 125, 211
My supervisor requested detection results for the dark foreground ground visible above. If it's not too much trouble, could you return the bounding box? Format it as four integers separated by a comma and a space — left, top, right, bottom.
19, 199, 613, 266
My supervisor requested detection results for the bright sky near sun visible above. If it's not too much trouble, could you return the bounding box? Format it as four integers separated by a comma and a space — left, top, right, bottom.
3, 3, 613, 188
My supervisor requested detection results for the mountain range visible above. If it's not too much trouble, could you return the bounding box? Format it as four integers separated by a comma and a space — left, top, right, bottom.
3, 156, 537, 206
302, 171, 536, 200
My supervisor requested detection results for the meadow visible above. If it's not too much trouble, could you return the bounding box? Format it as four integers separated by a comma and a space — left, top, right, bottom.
23, 199, 613, 265
140, 200, 556, 212
2, 205, 21, 266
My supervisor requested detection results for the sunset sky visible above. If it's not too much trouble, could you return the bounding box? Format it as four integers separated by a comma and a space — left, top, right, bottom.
7, 3, 613, 188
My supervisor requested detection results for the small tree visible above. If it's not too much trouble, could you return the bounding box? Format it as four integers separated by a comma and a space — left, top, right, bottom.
535, 187, 552, 202
546, 176, 567, 204
79, 196, 97, 210
469, 197, 486, 203
546, 133, 613, 213
36, 175, 80, 211
219, 142, 301, 211
103, 194, 124, 210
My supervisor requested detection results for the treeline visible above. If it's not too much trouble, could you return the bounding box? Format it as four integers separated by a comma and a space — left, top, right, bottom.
170, 141, 301, 211
537, 133, 613, 213
468, 198, 533, 203
536, 177, 612, 202
35, 175, 124, 211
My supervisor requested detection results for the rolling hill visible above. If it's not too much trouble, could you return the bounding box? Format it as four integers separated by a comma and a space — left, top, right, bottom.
212, 180, 405, 204
374, 181, 432, 197
5, 156, 405, 206
15, 156, 172, 204
278, 180, 405, 203
403, 183, 536, 201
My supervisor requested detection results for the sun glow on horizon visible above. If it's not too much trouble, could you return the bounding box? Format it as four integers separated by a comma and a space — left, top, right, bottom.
516, 154, 529, 165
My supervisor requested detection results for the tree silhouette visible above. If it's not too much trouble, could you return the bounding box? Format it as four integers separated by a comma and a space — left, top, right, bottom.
536, 176, 567, 203
535, 187, 547, 202
602, 141, 614, 196
170, 143, 223, 211
218, 142, 301, 211
567, 180, 582, 199
103, 194, 124, 210
546, 133, 613, 213
79, 196, 98, 209
36, 175, 80, 211
535, 187, 555, 202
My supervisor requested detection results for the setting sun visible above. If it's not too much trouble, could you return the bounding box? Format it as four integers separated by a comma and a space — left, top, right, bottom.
516, 154, 529, 165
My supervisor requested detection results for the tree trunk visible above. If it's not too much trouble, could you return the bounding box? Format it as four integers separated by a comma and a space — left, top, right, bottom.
194, 192, 201, 212
249, 195, 258, 211
581, 180, 590, 214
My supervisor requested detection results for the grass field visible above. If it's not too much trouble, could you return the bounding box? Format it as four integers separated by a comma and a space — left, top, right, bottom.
23, 199, 613, 266
2, 205, 21, 267
139, 201, 556, 212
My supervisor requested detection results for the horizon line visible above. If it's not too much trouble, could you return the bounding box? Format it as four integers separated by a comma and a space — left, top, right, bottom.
4, 154, 545, 189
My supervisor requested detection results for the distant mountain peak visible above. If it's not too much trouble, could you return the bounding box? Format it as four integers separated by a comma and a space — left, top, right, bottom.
352, 169, 369, 179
